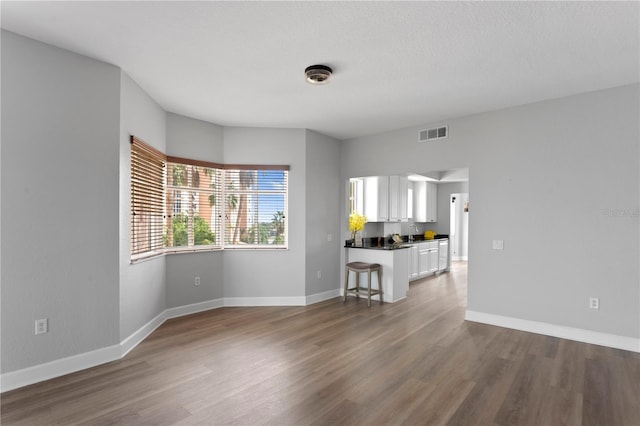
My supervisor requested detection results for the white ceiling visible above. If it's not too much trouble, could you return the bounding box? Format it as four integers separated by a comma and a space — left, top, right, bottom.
2, 1, 638, 140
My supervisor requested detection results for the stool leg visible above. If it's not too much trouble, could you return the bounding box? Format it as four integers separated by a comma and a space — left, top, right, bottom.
343, 268, 349, 302
378, 268, 383, 304
355, 272, 360, 299
367, 269, 372, 307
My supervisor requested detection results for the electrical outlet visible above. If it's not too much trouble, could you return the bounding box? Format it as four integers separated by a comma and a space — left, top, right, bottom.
35, 318, 48, 335
317, 270, 322, 279
492, 240, 504, 250
589, 297, 599, 310
327, 234, 333, 242
195, 276, 200, 286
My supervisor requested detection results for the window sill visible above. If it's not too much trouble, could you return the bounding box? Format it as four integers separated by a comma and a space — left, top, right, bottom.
131, 245, 288, 263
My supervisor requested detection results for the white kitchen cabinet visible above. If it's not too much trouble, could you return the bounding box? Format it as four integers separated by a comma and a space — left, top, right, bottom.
408, 245, 419, 280
363, 176, 389, 222
428, 244, 439, 273
413, 181, 438, 223
389, 175, 408, 222
418, 241, 439, 277
418, 246, 430, 276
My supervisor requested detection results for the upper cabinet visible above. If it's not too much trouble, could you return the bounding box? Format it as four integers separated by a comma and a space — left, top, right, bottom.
414, 181, 437, 222
363, 176, 389, 222
348, 175, 408, 222
388, 175, 408, 222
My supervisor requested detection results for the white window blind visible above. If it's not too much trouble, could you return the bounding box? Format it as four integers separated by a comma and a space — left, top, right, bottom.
130, 136, 166, 259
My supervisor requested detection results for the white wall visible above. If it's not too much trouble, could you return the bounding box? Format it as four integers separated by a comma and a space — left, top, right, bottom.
1, 31, 121, 371
305, 130, 341, 297
119, 72, 167, 340
222, 127, 306, 299
341, 84, 639, 341
165, 113, 224, 308
435, 182, 469, 235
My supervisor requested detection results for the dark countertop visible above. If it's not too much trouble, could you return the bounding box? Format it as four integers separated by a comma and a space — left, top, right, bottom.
346, 243, 410, 250
345, 234, 448, 250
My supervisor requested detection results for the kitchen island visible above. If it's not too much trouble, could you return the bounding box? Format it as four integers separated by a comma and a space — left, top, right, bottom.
344, 244, 409, 303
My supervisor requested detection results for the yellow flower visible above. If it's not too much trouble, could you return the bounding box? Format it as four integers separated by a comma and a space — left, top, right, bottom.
349, 212, 367, 232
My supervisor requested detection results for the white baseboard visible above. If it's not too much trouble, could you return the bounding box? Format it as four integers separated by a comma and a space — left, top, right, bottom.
0, 344, 121, 393
166, 298, 224, 319
465, 310, 640, 353
223, 296, 306, 306
120, 310, 167, 358
1, 292, 383, 392
305, 289, 340, 305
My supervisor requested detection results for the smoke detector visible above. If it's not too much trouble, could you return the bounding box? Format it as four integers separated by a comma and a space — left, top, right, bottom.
305, 65, 333, 84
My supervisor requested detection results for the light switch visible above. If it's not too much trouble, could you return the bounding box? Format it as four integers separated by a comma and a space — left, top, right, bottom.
492, 240, 504, 250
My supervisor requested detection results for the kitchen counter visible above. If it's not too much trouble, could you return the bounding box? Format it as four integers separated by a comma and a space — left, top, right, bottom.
345, 235, 448, 250
344, 246, 409, 303
344, 243, 411, 250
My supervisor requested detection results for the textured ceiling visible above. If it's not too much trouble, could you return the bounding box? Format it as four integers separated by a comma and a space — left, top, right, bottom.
2, 1, 638, 140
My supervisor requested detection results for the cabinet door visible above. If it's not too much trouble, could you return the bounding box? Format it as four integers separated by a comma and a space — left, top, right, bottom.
388, 176, 408, 222
363, 176, 389, 222
399, 176, 408, 221
413, 181, 426, 222
409, 246, 419, 280
428, 246, 439, 273
426, 182, 438, 222
418, 244, 430, 276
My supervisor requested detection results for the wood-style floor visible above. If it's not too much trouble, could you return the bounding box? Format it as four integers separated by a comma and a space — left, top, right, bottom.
2, 262, 639, 425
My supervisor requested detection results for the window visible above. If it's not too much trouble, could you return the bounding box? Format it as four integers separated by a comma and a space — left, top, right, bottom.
130, 135, 289, 261
224, 167, 288, 247
165, 159, 222, 250
130, 136, 166, 259
348, 178, 363, 215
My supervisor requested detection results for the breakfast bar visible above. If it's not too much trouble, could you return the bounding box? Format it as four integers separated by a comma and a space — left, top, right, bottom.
344, 244, 409, 303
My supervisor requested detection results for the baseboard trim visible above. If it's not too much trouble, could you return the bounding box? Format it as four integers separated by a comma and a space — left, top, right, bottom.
224, 296, 306, 307
120, 310, 167, 358
1, 293, 361, 392
166, 298, 225, 319
305, 289, 340, 305
0, 344, 121, 393
465, 310, 640, 353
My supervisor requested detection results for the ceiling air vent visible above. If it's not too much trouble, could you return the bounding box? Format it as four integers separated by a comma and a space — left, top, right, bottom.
419, 125, 448, 142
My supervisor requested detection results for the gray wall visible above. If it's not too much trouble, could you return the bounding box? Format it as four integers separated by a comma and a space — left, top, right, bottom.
118, 72, 167, 340
305, 130, 341, 296
1, 31, 121, 371
340, 84, 639, 339
435, 182, 470, 235
165, 113, 224, 308
222, 127, 307, 298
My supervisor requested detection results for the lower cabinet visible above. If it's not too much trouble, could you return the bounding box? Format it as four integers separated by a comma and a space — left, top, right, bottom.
410, 239, 449, 281
408, 245, 419, 280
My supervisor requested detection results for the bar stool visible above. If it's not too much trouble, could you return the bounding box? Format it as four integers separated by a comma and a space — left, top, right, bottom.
343, 262, 383, 307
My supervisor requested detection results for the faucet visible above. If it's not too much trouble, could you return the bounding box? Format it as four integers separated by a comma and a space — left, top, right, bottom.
408, 224, 418, 242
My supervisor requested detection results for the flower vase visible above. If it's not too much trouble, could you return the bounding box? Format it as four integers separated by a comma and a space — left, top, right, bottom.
354, 232, 363, 247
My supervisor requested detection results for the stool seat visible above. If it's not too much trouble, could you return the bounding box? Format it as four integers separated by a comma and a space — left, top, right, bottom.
344, 262, 383, 307
346, 261, 381, 271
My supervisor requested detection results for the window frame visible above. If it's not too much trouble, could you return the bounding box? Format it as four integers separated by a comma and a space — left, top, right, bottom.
165, 157, 224, 253
223, 167, 289, 249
